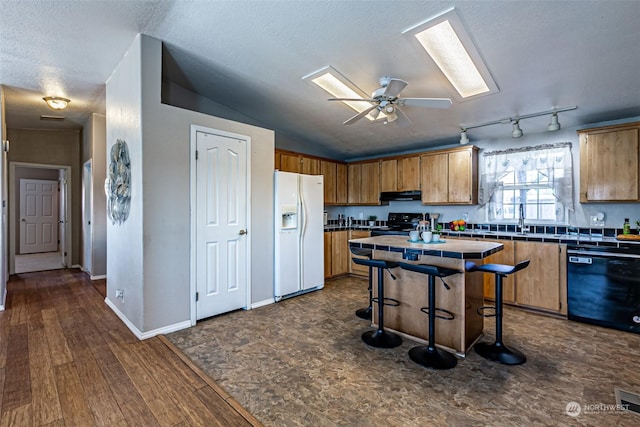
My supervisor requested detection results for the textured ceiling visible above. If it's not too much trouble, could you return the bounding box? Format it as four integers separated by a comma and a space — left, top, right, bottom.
1, 0, 639, 160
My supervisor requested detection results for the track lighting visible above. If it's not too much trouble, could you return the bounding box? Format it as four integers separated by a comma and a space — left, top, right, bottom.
547, 112, 560, 131
458, 106, 576, 143
459, 129, 469, 144
511, 120, 523, 138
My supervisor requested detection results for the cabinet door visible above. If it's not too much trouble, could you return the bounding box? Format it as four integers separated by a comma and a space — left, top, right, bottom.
279, 153, 301, 173
301, 156, 320, 175
420, 153, 448, 203
514, 241, 561, 312
482, 240, 516, 303
398, 156, 420, 191
448, 150, 473, 203
347, 164, 361, 204
585, 129, 639, 201
336, 163, 348, 204
324, 232, 332, 278
331, 231, 349, 276
349, 230, 371, 276
380, 159, 397, 192
320, 160, 337, 204
360, 161, 380, 204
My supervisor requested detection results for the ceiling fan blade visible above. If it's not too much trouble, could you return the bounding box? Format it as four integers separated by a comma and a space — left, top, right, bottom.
398, 98, 452, 108
343, 104, 378, 125
383, 78, 408, 98
369, 106, 380, 120
394, 107, 411, 127
329, 97, 377, 102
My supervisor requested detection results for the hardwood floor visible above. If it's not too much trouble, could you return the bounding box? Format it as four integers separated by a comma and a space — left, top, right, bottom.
0, 269, 262, 426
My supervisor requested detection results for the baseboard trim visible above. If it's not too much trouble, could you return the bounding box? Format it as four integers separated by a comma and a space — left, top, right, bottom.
104, 297, 191, 340
90, 274, 106, 280
0, 286, 6, 311
251, 298, 275, 309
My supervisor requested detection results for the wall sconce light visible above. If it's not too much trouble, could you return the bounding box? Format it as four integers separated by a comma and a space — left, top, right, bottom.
43, 96, 70, 110
458, 106, 576, 143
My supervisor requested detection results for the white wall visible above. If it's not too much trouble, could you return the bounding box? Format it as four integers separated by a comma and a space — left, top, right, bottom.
106, 34, 275, 336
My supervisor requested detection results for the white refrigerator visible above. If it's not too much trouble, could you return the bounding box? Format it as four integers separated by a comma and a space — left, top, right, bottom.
274, 171, 324, 301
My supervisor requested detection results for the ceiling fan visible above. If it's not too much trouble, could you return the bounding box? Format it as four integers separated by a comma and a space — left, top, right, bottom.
329, 77, 452, 126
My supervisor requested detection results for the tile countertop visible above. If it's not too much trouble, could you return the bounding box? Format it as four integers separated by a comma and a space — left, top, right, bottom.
348, 235, 503, 260
442, 230, 640, 248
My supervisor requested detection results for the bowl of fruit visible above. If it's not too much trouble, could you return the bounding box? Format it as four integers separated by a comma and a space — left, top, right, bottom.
449, 219, 466, 231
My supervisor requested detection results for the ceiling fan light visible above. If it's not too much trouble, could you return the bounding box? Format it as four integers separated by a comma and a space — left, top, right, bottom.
459, 129, 469, 144
384, 111, 398, 124
43, 96, 70, 110
547, 113, 560, 131
511, 120, 523, 138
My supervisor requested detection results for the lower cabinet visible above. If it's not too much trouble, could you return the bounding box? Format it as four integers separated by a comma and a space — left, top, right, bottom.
324, 230, 349, 278
349, 230, 371, 277
481, 239, 567, 315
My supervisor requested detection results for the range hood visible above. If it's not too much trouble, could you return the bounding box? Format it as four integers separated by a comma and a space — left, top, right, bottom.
380, 190, 422, 201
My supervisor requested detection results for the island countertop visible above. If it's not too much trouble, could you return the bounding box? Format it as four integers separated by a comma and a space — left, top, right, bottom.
349, 235, 503, 260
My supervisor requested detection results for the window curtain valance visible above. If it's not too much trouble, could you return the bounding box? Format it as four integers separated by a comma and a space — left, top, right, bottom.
478, 142, 574, 211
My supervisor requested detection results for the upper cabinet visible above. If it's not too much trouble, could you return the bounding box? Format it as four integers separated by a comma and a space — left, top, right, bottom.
420, 146, 478, 205
348, 160, 380, 205
380, 156, 421, 192
578, 122, 640, 202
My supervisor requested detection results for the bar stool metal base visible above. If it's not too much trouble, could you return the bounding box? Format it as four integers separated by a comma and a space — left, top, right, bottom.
361, 329, 402, 349
474, 341, 526, 365
355, 306, 372, 320
408, 345, 457, 370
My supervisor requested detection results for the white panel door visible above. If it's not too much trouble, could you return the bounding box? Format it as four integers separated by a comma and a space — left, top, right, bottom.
19, 179, 58, 254
196, 131, 248, 319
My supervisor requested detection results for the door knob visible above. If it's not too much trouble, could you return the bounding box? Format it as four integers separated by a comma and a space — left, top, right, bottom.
239, 229, 247, 235
21, 218, 26, 222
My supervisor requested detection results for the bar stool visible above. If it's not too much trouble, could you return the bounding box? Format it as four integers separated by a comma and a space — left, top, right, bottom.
470, 260, 530, 365
398, 262, 462, 370
351, 258, 402, 348
349, 247, 373, 320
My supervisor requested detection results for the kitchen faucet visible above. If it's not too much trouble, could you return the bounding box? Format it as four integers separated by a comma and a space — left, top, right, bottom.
518, 203, 528, 234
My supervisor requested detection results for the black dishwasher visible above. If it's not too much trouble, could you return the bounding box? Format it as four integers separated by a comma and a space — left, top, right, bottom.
567, 245, 640, 334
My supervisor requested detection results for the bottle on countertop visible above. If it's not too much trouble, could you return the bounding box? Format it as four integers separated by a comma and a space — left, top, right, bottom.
623, 218, 631, 235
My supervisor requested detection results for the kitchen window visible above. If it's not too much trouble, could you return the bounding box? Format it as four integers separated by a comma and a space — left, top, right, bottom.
479, 143, 573, 223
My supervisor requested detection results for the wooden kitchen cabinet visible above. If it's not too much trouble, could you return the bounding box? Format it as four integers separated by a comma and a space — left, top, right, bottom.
578, 123, 640, 202
420, 146, 478, 205
331, 230, 350, 277
349, 230, 371, 277
277, 151, 302, 173
380, 156, 421, 192
336, 163, 348, 204
348, 160, 380, 205
324, 230, 349, 278
482, 240, 516, 303
514, 241, 565, 313
301, 156, 320, 175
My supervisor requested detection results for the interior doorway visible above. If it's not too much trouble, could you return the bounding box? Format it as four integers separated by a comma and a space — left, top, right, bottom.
9, 162, 72, 274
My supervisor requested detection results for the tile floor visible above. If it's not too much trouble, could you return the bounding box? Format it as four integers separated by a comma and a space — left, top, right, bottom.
167, 275, 640, 427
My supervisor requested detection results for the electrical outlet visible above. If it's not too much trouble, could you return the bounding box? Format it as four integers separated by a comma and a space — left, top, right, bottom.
115, 289, 124, 301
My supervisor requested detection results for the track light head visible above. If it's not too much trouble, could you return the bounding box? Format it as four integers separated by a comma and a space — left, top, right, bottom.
511, 120, 523, 138
547, 113, 560, 131
460, 129, 469, 144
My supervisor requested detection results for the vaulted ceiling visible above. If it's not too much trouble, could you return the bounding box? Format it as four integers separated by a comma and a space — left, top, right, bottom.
1, 1, 639, 160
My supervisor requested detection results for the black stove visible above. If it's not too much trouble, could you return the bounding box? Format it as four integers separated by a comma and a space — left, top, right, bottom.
372, 212, 427, 236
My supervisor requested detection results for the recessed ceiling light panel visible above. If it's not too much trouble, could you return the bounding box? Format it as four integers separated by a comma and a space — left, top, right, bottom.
404, 8, 498, 100
303, 66, 380, 121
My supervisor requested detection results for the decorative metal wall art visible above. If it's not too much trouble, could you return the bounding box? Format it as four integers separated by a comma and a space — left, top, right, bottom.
105, 139, 131, 225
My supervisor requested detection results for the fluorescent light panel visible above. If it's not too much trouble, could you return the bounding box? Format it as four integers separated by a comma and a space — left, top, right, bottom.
303, 66, 379, 121
405, 9, 498, 99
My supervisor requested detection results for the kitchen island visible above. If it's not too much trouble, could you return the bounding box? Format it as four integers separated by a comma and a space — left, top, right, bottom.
348, 235, 503, 355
